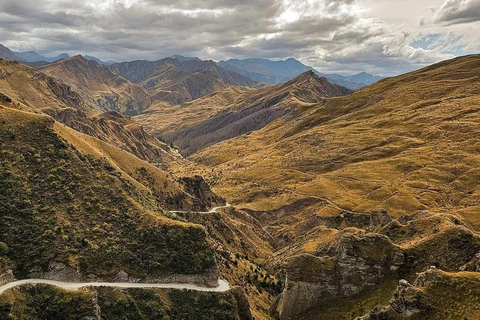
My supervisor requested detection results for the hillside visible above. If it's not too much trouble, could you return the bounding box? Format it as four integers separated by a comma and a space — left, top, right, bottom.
185, 54, 480, 318
0, 59, 89, 112
0, 59, 180, 167
192, 54, 480, 218
0, 106, 227, 289
40, 55, 152, 115
109, 57, 257, 107
43, 108, 180, 167
0, 285, 252, 320
141, 71, 352, 155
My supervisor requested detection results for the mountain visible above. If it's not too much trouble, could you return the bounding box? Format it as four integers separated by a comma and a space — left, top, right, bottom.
188, 54, 480, 319
14, 51, 69, 63
346, 71, 383, 86
0, 58, 181, 166
0, 60, 263, 320
84, 55, 117, 65
218, 57, 382, 90
0, 58, 89, 112
0, 44, 24, 61
109, 57, 258, 107
40, 55, 152, 115
218, 57, 315, 84
136, 71, 352, 155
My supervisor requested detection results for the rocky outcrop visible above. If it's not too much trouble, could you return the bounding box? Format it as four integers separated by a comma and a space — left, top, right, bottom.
231, 286, 254, 320
0, 92, 12, 103
460, 252, 480, 272
167, 175, 225, 211
0, 256, 15, 286
358, 278, 428, 320
43, 107, 178, 166
274, 232, 404, 319
27, 262, 220, 287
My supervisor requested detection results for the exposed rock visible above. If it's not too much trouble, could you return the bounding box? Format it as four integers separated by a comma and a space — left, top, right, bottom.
169, 175, 225, 211
26, 262, 220, 287
0, 269, 15, 286
114, 270, 129, 282
28, 262, 84, 283
358, 276, 432, 319
0, 92, 12, 103
231, 286, 254, 320
43, 107, 178, 166
274, 232, 404, 319
460, 252, 480, 272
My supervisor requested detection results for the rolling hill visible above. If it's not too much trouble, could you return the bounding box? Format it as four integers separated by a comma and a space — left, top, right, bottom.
186, 54, 480, 318
138, 70, 352, 155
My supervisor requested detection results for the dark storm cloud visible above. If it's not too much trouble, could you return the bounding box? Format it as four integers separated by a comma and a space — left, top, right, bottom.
432, 0, 480, 25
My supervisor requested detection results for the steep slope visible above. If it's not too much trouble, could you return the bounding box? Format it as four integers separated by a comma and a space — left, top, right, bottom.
40, 55, 152, 115
185, 54, 480, 318
0, 59, 180, 167
151, 71, 352, 155
109, 57, 257, 107
0, 44, 23, 61
218, 57, 382, 90
360, 270, 480, 320
0, 285, 252, 320
192, 54, 480, 221
134, 86, 250, 137
0, 106, 222, 287
0, 59, 89, 112
43, 108, 180, 166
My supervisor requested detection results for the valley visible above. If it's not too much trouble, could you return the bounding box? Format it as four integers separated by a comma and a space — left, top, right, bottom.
1, 41, 480, 320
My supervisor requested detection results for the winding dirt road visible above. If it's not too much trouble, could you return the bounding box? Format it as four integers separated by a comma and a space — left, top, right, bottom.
0, 203, 233, 295
170, 203, 231, 214
0, 279, 231, 295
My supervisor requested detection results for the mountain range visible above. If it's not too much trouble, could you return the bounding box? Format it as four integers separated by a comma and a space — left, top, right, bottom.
219, 57, 382, 89
136, 70, 352, 155
2, 38, 480, 320
0, 44, 115, 65
0, 43, 382, 90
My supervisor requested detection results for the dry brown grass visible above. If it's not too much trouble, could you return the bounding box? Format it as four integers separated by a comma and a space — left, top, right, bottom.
190, 55, 480, 228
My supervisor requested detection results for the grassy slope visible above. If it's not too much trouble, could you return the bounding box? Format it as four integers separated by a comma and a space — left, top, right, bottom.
0, 106, 215, 279
191, 54, 480, 224
142, 71, 351, 155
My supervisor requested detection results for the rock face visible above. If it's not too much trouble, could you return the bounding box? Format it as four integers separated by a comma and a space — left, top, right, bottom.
168, 175, 225, 211
273, 233, 404, 319
43, 107, 178, 166
0, 256, 15, 286
27, 262, 220, 287
359, 279, 428, 320
460, 252, 480, 272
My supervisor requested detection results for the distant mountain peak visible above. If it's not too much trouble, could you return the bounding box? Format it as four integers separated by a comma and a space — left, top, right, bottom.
0, 43, 24, 61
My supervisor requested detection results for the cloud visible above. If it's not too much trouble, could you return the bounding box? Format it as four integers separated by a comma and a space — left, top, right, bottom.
0, 0, 477, 75
431, 0, 480, 25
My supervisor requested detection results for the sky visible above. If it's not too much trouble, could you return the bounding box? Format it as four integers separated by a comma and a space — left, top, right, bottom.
0, 0, 479, 76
